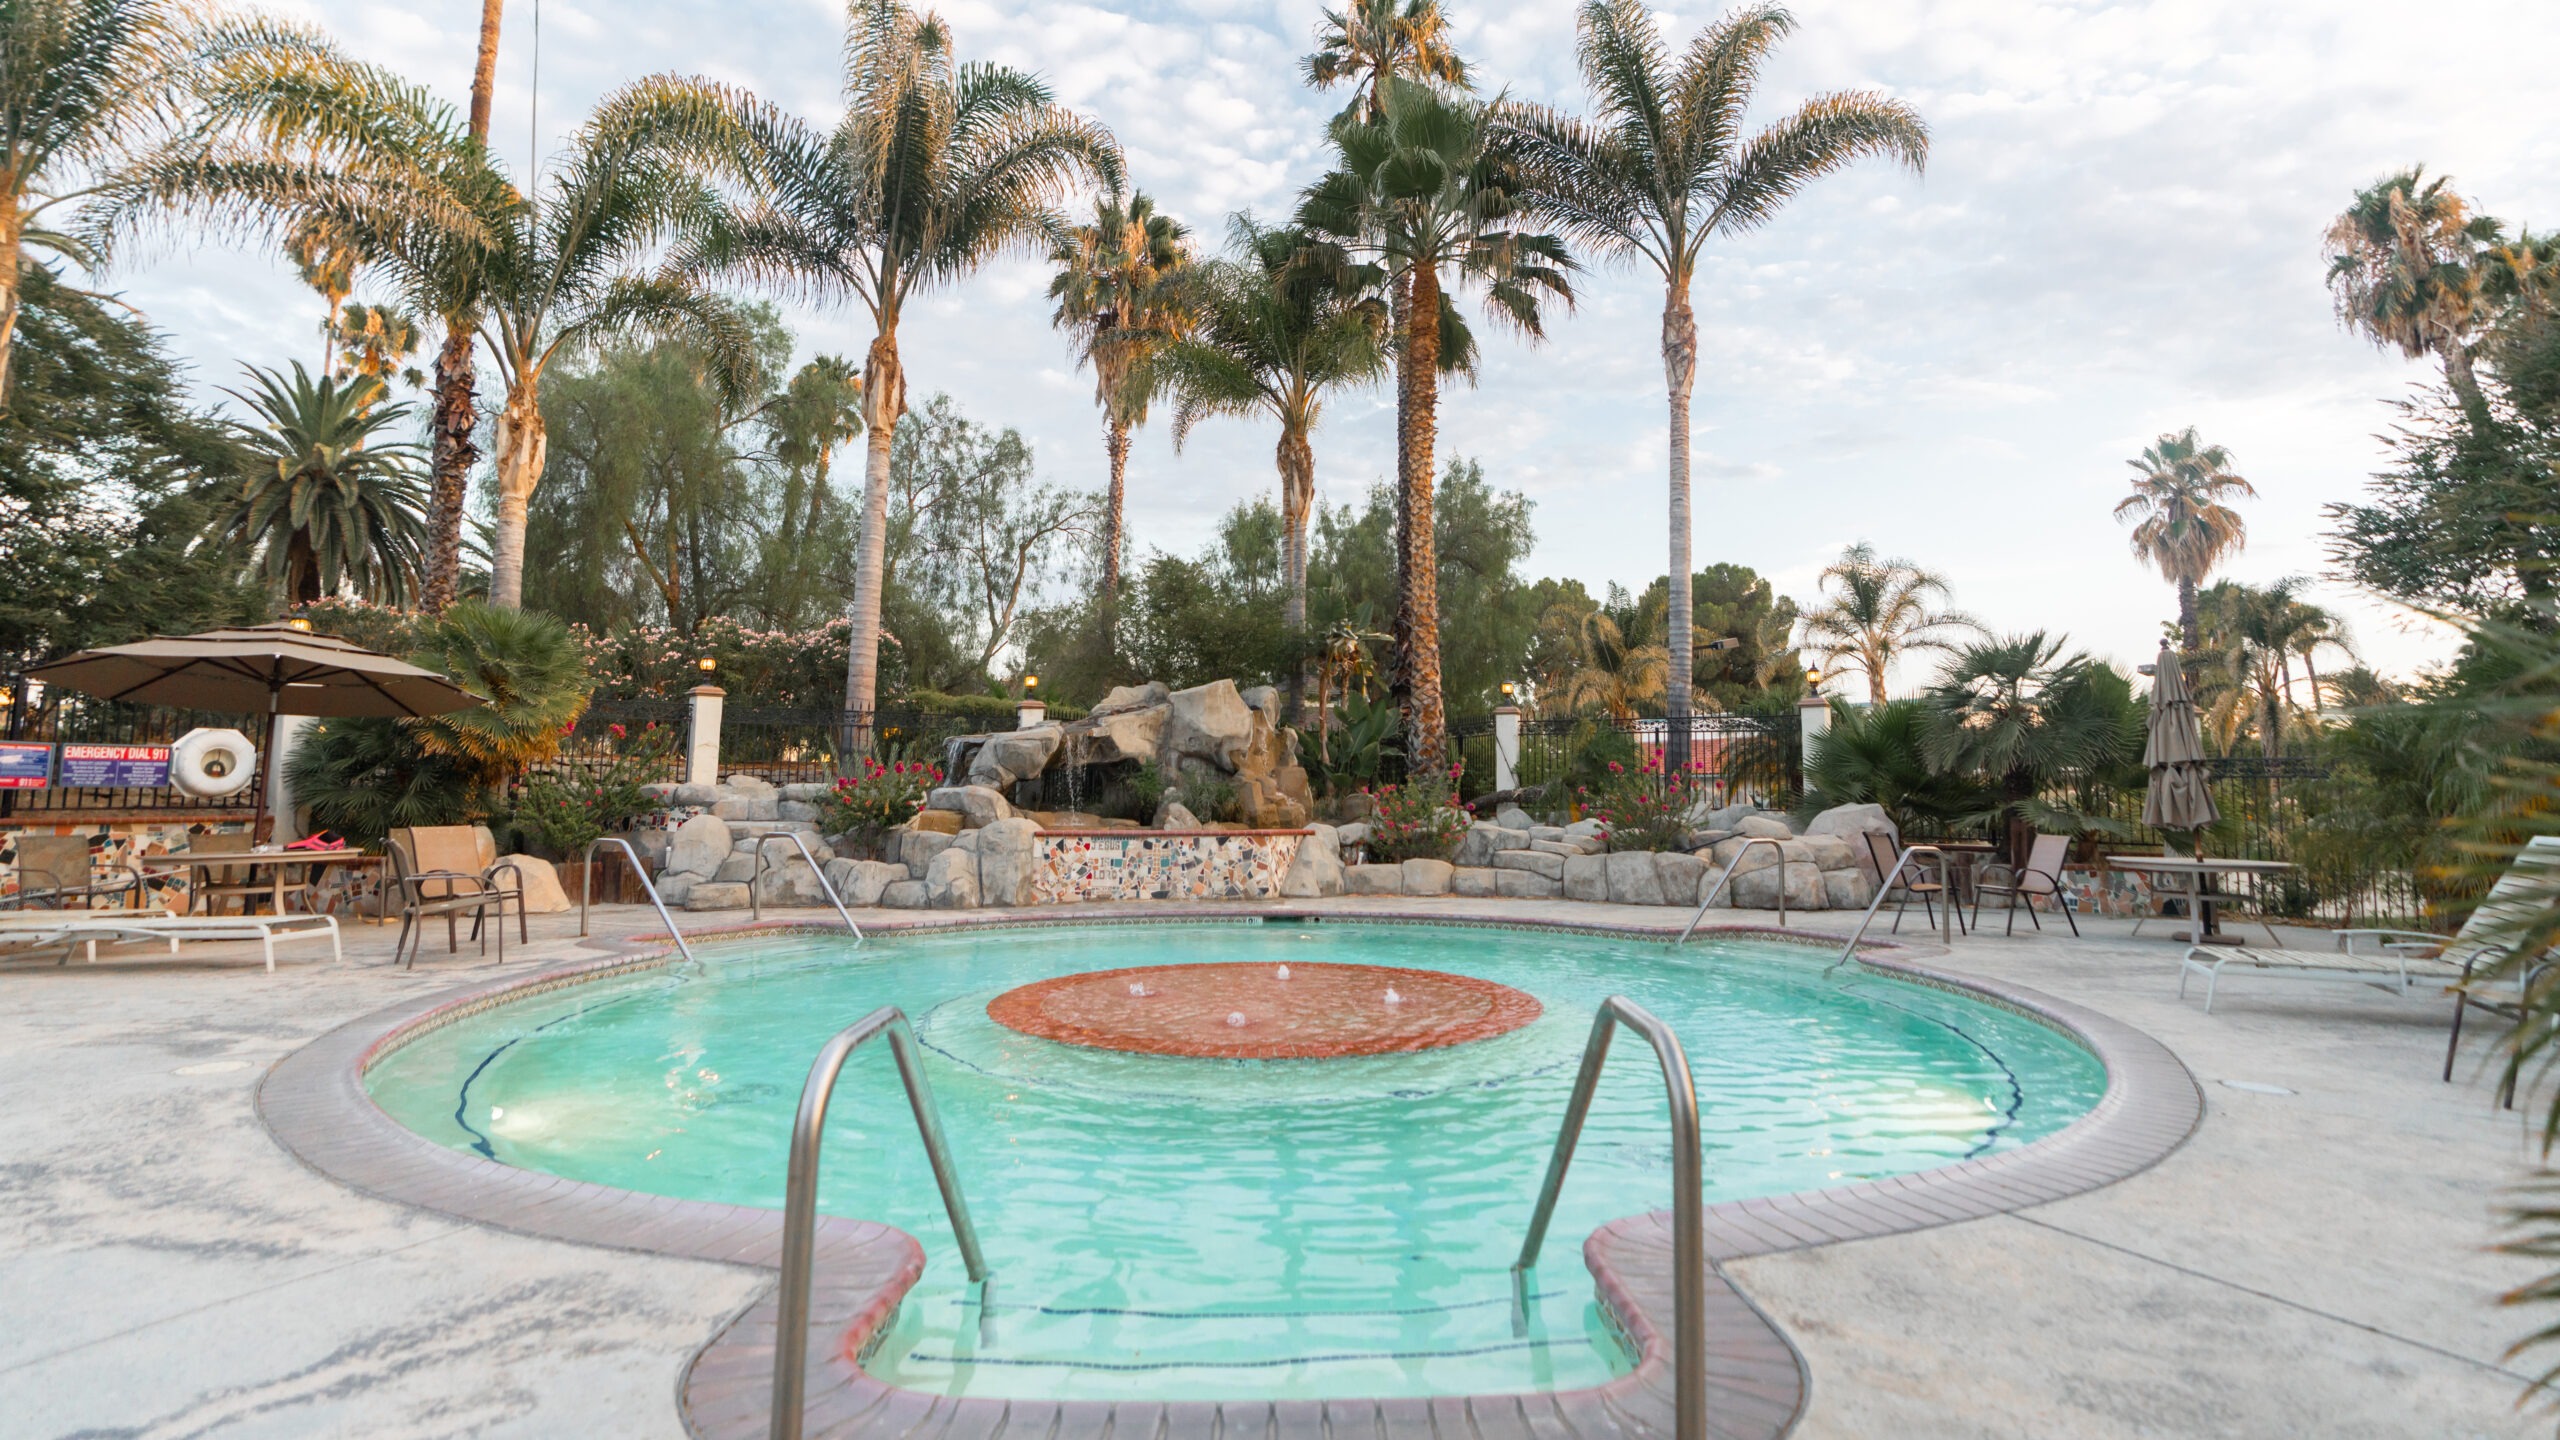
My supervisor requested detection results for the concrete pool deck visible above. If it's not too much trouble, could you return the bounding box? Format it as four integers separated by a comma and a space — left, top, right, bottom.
1, 899, 2548, 1437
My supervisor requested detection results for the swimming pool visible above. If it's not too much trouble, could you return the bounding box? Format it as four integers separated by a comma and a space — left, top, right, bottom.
364, 921, 2105, 1402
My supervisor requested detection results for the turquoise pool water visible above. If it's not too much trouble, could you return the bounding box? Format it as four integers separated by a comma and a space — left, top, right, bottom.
366, 922, 2104, 1401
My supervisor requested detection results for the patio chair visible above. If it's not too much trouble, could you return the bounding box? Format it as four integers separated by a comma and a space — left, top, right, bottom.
1860, 830, 1963, 935
387, 826, 528, 970
1971, 833, 2080, 937
5, 835, 143, 912
2336, 834, 2560, 1088
185, 832, 285, 916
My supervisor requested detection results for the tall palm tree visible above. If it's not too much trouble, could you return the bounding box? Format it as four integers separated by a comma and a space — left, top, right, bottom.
591, 0, 1120, 720
2194, 578, 2341, 758
214, 364, 429, 606
1302, 0, 1469, 121
762, 354, 864, 626
1503, 0, 1926, 760
2325, 168, 2505, 418
2282, 594, 2355, 714
468, 0, 503, 141
1299, 77, 1574, 775
1048, 188, 1191, 601
1797, 541, 1974, 704
0, 0, 190, 406
1160, 215, 1390, 693
2115, 426, 2254, 652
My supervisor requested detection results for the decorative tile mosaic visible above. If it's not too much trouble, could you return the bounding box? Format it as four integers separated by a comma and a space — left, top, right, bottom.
0, 819, 251, 909
1030, 830, 1306, 903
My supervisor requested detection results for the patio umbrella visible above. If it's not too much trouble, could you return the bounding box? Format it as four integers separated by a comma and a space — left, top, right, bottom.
27, 621, 481, 840
2142, 641, 2219, 838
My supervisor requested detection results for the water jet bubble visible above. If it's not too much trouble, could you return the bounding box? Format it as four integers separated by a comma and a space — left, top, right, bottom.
1226, 1011, 1248, 1027
1384, 987, 1404, 1005
1275, 965, 1291, 981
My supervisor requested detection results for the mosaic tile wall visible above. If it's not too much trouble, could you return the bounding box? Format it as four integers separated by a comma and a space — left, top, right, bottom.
0, 820, 252, 910
1031, 831, 1306, 903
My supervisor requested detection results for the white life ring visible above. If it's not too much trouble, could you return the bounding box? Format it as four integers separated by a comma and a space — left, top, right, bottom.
171, 728, 258, 798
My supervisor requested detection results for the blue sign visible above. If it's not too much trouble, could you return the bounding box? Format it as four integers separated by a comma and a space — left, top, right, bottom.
0, 742, 51, 789
58, 743, 173, 788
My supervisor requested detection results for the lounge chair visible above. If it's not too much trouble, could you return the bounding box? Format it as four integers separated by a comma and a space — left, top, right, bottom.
1971, 832, 2080, 937
0, 908, 340, 972
387, 826, 528, 969
2177, 942, 2464, 1015
2335, 834, 2560, 1083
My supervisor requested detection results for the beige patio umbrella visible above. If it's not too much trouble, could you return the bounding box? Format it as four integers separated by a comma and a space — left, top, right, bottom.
2142, 641, 2219, 839
28, 621, 481, 839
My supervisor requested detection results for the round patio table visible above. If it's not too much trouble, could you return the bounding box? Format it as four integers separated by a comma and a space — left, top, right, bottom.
2109, 854, 2295, 946
140, 850, 384, 921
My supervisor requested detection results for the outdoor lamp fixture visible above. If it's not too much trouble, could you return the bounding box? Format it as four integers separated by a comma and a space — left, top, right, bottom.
697, 656, 718, 674
1500, 681, 1516, 700
1704, 637, 1742, 652
1024, 674, 1040, 692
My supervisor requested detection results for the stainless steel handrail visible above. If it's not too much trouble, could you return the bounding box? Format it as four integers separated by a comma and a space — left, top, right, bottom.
770, 1007, 989, 1440
1513, 996, 1704, 1440
1825, 843, 1956, 973
579, 836, 697, 963
748, 831, 863, 939
1678, 836, 1792, 941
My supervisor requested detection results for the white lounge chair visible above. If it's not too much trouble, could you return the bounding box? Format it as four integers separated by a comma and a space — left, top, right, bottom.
2178, 942, 2466, 1014
2335, 834, 2560, 1084
0, 909, 341, 972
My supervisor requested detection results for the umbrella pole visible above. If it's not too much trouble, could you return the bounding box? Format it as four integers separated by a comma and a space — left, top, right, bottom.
253, 687, 280, 845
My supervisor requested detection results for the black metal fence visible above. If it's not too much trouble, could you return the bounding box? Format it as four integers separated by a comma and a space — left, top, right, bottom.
533, 698, 691, 792
717, 707, 996, 784
0, 700, 264, 818
1448, 711, 1800, 808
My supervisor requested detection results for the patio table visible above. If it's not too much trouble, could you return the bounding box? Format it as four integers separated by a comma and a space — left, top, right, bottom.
2110, 854, 2295, 947
140, 850, 384, 922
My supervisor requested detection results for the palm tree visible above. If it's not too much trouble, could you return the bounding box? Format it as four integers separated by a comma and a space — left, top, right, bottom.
1048, 188, 1191, 601
591, 0, 1120, 720
214, 364, 429, 606
468, 0, 503, 141
1160, 215, 1390, 698
1536, 589, 1669, 721
2194, 578, 2339, 759
2115, 426, 2254, 652
1302, 0, 1469, 121
0, 0, 192, 406
761, 354, 864, 626
1502, 0, 1927, 762
2283, 595, 2356, 714
1922, 632, 2132, 864
2325, 168, 2505, 417
1795, 542, 1972, 705
1299, 77, 1575, 775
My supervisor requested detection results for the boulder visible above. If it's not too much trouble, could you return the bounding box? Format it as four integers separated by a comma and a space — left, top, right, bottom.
1733, 852, 1826, 911
1337, 821, 1371, 849
1073, 703, 1169, 766
1800, 834, 1860, 873
1563, 819, 1608, 843
1563, 853, 1608, 903
711, 852, 758, 885
1452, 822, 1509, 868
1452, 866, 1500, 898
900, 828, 956, 875
1345, 863, 1406, 895
1825, 869, 1876, 910
1528, 825, 1566, 843
1241, 684, 1281, 715
1093, 681, 1171, 716
684, 881, 750, 911
664, 813, 732, 878
780, 781, 835, 802
500, 856, 573, 914
925, 847, 980, 909
624, 828, 672, 870
824, 858, 906, 906
926, 784, 1013, 829
777, 800, 821, 823
1530, 839, 1584, 859
656, 872, 699, 906
755, 855, 829, 907
1280, 824, 1345, 899
909, 808, 962, 835
724, 774, 777, 794
1275, 765, 1315, 813
713, 791, 779, 822
1497, 867, 1564, 899
1653, 851, 1708, 908
1401, 858, 1455, 896
1803, 803, 1901, 883
1735, 814, 1793, 841
1161, 679, 1257, 772
1495, 804, 1534, 831
1707, 836, 1782, 875
1157, 800, 1201, 829
669, 781, 719, 808
976, 818, 1039, 906
1603, 851, 1665, 906
1493, 849, 1565, 880
969, 726, 1062, 788
1705, 802, 1762, 831
880, 880, 931, 909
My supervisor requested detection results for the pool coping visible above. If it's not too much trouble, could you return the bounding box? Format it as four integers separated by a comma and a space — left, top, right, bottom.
256, 907, 2202, 1440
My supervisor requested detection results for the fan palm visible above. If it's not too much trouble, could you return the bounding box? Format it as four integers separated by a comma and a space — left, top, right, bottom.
1922, 631, 2133, 863
2325, 168, 2505, 417
1501, 0, 1927, 755
585, 0, 1120, 717
1048, 189, 1192, 599
2115, 426, 2254, 652
1797, 541, 1974, 704
1302, 0, 1469, 121
1535, 589, 1669, 721
1161, 216, 1390, 683
214, 363, 428, 606
1298, 77, 1575, 774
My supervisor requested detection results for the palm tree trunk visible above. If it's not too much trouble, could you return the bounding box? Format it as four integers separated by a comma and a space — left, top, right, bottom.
469, 0, 505, 141
1278, 424, 1315, 721
421, 323, 478, 612
2177, 574, 2199, 654
2303, 650, 2324, 713
1397, 263, 1447, 778
1100, 415, 1130, 597
1662, 288, 1697, 769
0, 232, 19, 410
2443, 340, 2491, 424
842, 329, 905, 730
486, 374, 547, 608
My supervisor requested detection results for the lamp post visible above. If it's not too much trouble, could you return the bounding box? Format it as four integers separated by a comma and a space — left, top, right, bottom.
1796, 667, 1830, 781
1493, 682, 1521, 793
687, 659, 725, 789
1018, 674, 1045, 730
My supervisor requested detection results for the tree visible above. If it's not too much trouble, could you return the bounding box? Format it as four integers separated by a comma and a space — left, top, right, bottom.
1652, 563, 1803, 708
598, 1, 1120, 721
1534, 584, 1669, 720
2192, 578, 2339, 759
2325, 168, 2506, 419
760, 353, 865, 629
1161, 214, 1390, 699
1921, 632, 2134, 863
1299, 77, 1574, 774
1503, 0, 1926, 762
1047, 188, 1191, 602
1302, 0, 1469, 122
2115, 426, 2254, 651
214, 364, 429, 606
1797, 541, 1973, 704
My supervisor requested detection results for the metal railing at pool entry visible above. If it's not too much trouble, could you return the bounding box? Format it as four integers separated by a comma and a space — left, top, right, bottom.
1514, 997, 1705, 1440
772, 1007, 989, 1440
581, 837, 697, 964
1678, 836, 1794, 941
1825, 844, 1959, 974
747, 831, 862, 939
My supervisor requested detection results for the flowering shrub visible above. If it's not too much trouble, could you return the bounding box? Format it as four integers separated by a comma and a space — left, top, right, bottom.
818, 757, 946, 856
511, 725, 675, 857
1576, 752, 1713, 853
1365, 763, 1472, 863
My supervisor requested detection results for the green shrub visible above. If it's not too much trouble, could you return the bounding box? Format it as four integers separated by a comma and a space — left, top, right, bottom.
816, 756, 946, 855
1366, 771, 1469, 862
1179, 771, 1242, 823
1575, 752, 1709, 853
509, 727, 674, 859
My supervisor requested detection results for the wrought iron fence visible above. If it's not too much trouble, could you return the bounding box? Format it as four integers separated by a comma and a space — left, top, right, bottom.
1446, 711, 1800, 809
527, 698, 691, 793
718, 707, 993, 784
0, 699, 263, 817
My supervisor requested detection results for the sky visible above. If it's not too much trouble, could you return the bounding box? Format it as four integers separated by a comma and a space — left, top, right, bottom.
101, 0, 2560, 693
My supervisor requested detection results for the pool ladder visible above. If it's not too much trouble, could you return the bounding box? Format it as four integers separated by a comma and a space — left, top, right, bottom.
1676, 836, 1795, 941
747, 830, 864, 939
769, 1007, 989, 1440
1823, 844, 1960, 974
579, 837, 697, 963
1514, 996, 1705, 1440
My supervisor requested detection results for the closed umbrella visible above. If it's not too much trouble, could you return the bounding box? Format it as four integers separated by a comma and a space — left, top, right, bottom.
2142, 642, 2219, 836
28, 621, 481, 840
